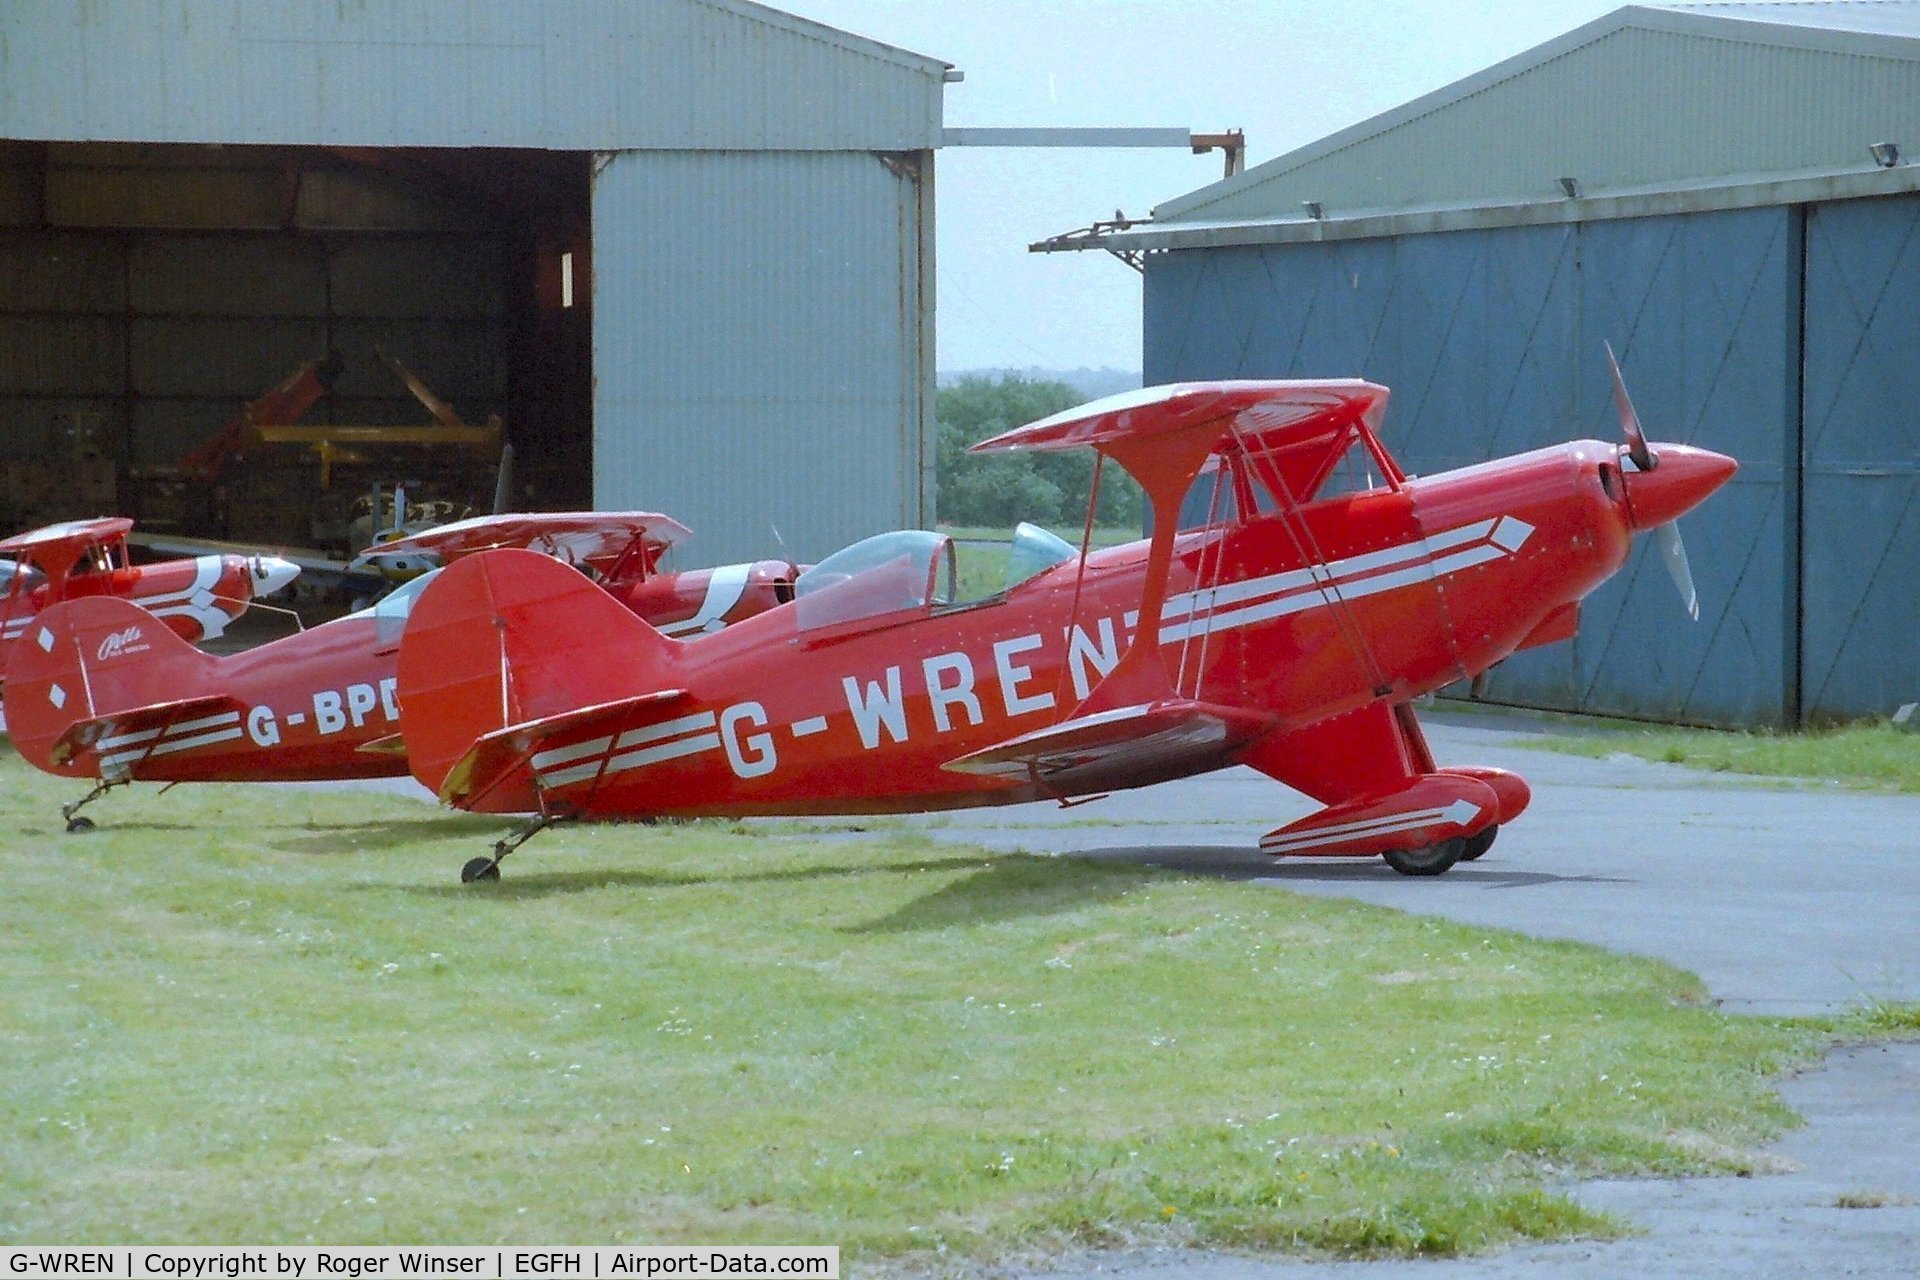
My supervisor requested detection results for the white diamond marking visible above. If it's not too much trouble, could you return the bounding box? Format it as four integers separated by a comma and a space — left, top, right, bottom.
48, 682, 67, 709
36, 626, 53, 652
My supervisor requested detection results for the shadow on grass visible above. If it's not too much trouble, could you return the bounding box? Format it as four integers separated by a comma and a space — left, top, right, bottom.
375, 847, 1168, 930
1066, 844, 1635, 888
376, 850, 1012, 901
844, 855, 1159, 932
267, 814, 517, 855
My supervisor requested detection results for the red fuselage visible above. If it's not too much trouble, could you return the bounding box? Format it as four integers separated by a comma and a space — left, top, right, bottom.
450, 440, 1653, 816
1, 554, 268, 669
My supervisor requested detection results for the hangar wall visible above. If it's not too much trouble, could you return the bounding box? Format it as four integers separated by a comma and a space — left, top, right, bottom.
592, 147, 932, 564
1145, 194, 1916, 728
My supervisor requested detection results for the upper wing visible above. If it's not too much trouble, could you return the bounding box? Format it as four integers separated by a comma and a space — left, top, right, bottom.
970, 379, 1387, 455
363, 511, 692, 570
971, 380, 1393, 509
0, 517, 136, 559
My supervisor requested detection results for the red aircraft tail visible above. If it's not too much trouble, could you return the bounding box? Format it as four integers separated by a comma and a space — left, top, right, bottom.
3, 595, 231, 779
396, 548, 683, 803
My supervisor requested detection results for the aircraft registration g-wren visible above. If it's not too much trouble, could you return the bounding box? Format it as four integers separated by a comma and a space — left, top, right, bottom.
387, 356, 1734, 883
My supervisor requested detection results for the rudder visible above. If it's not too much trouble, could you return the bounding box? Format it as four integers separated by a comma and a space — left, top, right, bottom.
396, 548, 680, 797
4, 596, 222, 776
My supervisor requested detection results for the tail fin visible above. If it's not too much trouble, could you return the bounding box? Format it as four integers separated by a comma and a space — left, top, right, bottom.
4, 596, 225, 777
397, 547, 680, 797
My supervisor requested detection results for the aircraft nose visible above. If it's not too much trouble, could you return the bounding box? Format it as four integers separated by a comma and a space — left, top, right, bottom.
1622, 445, 1739, 530
251, 555, 301, 597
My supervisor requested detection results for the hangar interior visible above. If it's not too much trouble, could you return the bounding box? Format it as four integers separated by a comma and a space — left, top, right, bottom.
0, 0, 949, 566
0, 139, 591, 548
1061, 1, 1920, 728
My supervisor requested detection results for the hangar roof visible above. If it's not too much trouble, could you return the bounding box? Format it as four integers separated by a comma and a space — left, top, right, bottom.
1052, 1, 1920, 254
0, 0, 951, 152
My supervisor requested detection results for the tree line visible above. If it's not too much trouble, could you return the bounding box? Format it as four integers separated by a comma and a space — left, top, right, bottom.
935, 374, 1143, 529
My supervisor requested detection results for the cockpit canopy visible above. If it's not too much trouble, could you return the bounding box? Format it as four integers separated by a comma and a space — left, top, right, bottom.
1004, 522, 1076, 591
794, 530, 956, 631
366, 566, 443, 643
790, 523, 1082, 632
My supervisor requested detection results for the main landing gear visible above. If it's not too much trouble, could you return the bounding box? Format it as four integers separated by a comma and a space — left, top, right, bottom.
1382, 825, 1499, 877
459, 810, 572, 883
62, 778, 128, 834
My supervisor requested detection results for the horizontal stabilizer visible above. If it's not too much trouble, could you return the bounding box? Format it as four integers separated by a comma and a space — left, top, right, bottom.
53, 692, 246, 773
943, 698, 1274, 791
1260, 773, 1498, 858
437, 688, 690, 808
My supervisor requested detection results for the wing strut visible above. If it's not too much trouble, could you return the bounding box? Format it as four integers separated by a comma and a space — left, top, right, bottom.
1235, 423, 1395, 697
1049, 451, 1106, 709
1170, 449, 1233, 702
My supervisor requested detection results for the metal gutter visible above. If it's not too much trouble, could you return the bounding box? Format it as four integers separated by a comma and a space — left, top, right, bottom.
1035, 162, 1920, 255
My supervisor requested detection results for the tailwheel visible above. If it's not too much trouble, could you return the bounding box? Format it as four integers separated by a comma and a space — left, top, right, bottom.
1459, 825, 1499, 862
1383, 835, 1467, 877
61, 778, 125, 835
461, 856, 502, 883
457, 810, 569, 883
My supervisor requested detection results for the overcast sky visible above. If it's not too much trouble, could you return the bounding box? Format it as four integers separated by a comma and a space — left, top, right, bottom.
775, 0, 1627, 373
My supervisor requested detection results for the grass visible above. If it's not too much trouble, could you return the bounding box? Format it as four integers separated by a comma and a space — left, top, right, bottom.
1513, 719, 1920, 793
944, 524, 1139, 606
0, 753, 1853, 1260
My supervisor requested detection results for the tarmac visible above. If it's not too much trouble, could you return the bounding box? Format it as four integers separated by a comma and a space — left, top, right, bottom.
890, 708, 1920, 1279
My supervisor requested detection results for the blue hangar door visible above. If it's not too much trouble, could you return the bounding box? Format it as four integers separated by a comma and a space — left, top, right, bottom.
1144, 207, 1797, 727
1799, 192, 1920, 723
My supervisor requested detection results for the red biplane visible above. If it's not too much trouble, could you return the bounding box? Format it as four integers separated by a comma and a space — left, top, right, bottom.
0, 517, 298, 682
5, 513, 797, 830
387, 362, 1736, 883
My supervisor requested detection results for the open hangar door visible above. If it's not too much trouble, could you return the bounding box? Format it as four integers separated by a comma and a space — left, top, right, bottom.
0, 141, 592, 552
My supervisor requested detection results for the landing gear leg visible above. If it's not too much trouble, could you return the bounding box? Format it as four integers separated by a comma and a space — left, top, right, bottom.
62, 778, 127, 834
460, 810, 569, 883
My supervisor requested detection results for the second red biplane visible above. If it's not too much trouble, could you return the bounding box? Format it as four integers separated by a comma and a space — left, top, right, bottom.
0, 516, 298, 682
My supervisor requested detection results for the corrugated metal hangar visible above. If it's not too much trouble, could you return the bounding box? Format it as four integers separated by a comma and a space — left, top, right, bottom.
0, 0, 947, 564
1058, 1, 1920, 729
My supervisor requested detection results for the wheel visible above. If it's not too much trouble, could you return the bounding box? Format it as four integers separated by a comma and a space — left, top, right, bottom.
1458, 825, 1499, 862
65, 815, 95, 835
460, 856, 501, 883
1383, 836, 1466, 877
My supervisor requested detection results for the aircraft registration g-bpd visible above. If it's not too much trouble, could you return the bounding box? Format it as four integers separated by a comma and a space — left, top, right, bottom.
395, 368, 1735, 883
3, 512, 799, 833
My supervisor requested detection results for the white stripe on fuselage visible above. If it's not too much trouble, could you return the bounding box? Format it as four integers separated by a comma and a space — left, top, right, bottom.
657, 564, 753, 637
529, 514, 1537, 793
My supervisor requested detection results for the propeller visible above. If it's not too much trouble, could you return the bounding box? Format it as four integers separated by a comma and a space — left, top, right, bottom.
1603, 342, 1700, 621
492, 441, 516, 515
1655, 523, 1698, 621
1604, 341, 1654, 473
